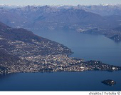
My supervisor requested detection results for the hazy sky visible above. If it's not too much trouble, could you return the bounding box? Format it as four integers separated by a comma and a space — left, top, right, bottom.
0, 0, 121, 6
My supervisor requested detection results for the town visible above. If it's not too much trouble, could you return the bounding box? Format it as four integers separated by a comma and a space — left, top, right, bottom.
1, 53, 121, 75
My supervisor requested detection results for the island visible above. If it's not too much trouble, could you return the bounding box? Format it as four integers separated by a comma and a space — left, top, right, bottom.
0, 22, 121, 75
102, 79, 116, 86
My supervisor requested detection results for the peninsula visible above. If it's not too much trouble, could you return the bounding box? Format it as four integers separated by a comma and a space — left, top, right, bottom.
0, 22, 121, 75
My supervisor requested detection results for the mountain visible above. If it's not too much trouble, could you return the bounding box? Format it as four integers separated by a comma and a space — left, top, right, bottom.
0, 5, 120, 30
0, 22, 72, 56
76, 5, 121, 16
0, 5, 121, 42
32, 8, 106, 29
0, 5, 121, 43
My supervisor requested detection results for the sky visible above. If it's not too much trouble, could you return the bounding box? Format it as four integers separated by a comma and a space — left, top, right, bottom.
0, 0, 121, 6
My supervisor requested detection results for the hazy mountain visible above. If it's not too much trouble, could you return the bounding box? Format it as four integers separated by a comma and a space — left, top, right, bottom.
0, 5, 121, 42
76, 5, 121, 16
0, 5, 120, 30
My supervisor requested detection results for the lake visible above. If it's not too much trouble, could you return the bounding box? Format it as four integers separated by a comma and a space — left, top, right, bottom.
0, 30, 121, 91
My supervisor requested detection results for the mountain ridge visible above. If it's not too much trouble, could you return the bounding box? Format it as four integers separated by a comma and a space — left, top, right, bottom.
0, 5, 121, 42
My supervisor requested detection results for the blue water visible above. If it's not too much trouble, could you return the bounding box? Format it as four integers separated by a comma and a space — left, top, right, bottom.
0, 71, 121, 91
33, 30, 121, 66
0, 30, 121, 91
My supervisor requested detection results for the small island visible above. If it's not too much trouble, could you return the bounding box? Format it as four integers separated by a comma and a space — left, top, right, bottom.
102, 79, 116, 86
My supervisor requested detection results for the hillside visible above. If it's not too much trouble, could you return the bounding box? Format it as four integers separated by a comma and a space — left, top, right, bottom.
0, 21, 72, 74
0, 22, 72, 57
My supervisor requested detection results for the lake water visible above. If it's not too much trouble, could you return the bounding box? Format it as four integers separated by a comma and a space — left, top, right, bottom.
33, 30, 121, 66
0, 30, 121, 91
0, 71, 121, 91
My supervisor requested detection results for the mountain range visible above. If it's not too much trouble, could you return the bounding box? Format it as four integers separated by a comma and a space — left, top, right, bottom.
0, 5, 121, 42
